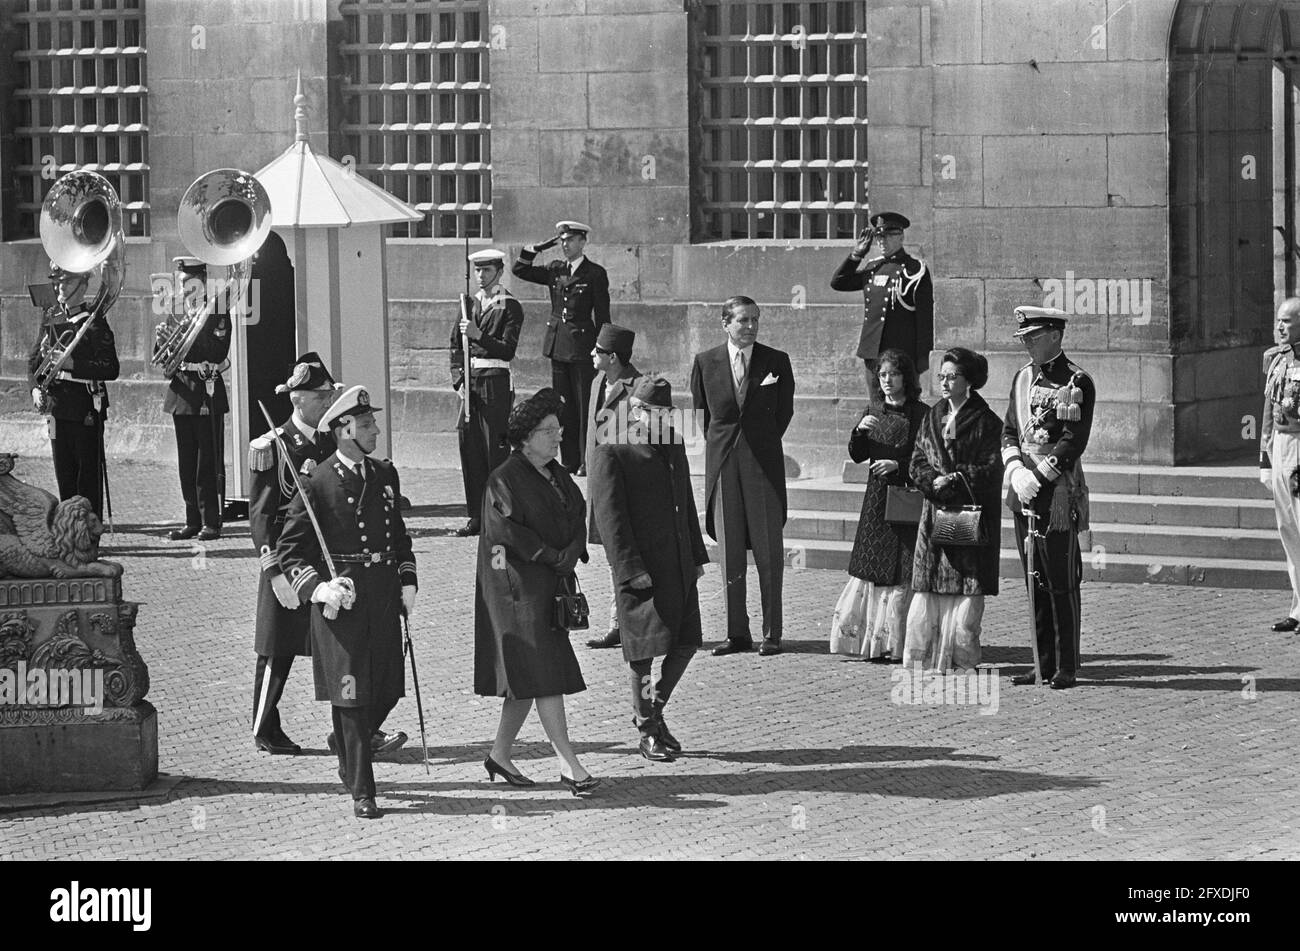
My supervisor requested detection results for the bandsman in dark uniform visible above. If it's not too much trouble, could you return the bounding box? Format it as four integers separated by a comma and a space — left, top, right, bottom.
157, 257, 231, 541
27, 261, 120, 519
276, 385, 418, 820
1001, 306, 1095, 690
1259, 297, 1300, 633
512, 220, 611, 473
248, 353, 340, 754
830, 211, 933, 398
451, 247, 524, 537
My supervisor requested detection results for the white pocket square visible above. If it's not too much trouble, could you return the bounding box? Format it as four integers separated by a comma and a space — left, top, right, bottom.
760, 373, 779, 386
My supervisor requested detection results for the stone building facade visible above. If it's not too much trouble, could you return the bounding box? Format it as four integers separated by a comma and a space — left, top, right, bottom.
0, 0, 1282, 472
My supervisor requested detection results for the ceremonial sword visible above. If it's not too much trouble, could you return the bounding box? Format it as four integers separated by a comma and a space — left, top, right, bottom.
257, 400, 352, 620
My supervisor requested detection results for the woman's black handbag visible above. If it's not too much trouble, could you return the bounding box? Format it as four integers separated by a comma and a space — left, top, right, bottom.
553, 574, 590, 631
931, 472, 986, 547
884, 485, 923, 525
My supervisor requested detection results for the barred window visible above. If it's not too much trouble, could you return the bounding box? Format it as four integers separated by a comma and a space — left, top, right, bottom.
7, 0, 149, 240
339, 0, 491, 238
691, 0, 868, 241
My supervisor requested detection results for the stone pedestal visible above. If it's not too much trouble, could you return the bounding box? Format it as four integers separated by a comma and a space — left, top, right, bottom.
0, 577, 156, 794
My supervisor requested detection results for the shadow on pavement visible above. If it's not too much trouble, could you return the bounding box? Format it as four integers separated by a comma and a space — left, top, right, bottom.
684, 745, 1000, 766
377, 762, 1102, 814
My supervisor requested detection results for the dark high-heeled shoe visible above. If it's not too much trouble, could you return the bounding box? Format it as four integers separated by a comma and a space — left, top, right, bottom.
484, 754, 536, 787
559, 773, 601, 796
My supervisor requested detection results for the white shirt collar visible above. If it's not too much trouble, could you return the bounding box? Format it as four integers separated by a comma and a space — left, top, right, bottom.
567, 255, 585, 274
289, 411, 316, 443
727, 339, 754, 363
334, 448, 366, 469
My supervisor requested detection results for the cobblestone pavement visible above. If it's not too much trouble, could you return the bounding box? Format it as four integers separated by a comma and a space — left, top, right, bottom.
1, 455, 1298, 860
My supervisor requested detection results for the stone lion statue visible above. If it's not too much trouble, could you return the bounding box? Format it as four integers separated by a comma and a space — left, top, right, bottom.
0, 453, 122, 580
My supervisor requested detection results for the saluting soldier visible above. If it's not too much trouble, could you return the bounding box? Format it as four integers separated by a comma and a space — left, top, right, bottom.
1002, 306, 1095, 690
27, 261, 120, 519
512, 220, 611, 473
830, 211, 933, 397
158, 257, 231, 541
276, 385, 418, 820
248, 353, 340, 754
451, 247, 524, 537
1259, 297, 1300, 633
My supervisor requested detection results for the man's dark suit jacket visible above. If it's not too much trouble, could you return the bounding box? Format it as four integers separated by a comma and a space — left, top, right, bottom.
689, 341, 795, 541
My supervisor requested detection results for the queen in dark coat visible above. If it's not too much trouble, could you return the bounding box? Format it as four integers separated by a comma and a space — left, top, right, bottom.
841, 349, 928, 659
904, 348, 1004, 671
474, 388, 599, 794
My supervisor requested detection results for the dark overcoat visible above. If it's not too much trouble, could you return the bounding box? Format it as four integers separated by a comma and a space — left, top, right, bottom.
909, 392, 1004, 596
248, 419, 337, 656
846, 398, 928, 584
584, 363, 641, 545
689, 341, 795, 541
474, 451, 588, 699
588, 433, 709, 662
276, 455, 417, 707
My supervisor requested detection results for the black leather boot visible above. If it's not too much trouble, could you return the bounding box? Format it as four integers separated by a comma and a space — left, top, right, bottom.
635, 715, 674, 762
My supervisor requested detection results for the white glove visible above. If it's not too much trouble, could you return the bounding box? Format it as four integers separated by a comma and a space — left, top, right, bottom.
312, 581, 346, 612
401, 584, 417, 618
269, 572, 298, 610
311, 578, 355, 618
1260, 468, 1273, 487
31, 387, 45, 413
1010, 467, 1040, 504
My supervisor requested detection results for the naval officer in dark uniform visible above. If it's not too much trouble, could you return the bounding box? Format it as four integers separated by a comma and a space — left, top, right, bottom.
830, 211, 933, 400
512, 220, 611, 473
28, 261, 120, 519
1001, 306, 1095, 690
157, 257, 231, 541
248, 354, 340, 754
451, 247, 525, 537
277, 385, 418, 820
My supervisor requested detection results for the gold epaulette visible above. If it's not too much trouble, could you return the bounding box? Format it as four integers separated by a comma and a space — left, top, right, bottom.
248, 433, 275, 471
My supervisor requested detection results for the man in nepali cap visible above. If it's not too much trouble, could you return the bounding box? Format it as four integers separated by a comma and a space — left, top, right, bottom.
583, 322, 642, 649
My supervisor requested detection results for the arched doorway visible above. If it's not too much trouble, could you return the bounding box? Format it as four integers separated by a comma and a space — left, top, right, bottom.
1169, 0, 1300, 346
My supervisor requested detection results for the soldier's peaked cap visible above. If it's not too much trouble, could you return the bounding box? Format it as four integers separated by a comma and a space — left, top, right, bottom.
468, 248, 507, 266
319, 384, 382, 433
596, 323, 635, 353
556, 220, 590, 237
1013, 306, 1070, 337
275, 352, 340, 394
870, 212, 910, 231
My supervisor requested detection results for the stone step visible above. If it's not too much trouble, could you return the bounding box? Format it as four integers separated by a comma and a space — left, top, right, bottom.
790, 477, 1276, 530
786, 509, 1285, 561
842, 460, 1271, 500
704, 538, 1291, 590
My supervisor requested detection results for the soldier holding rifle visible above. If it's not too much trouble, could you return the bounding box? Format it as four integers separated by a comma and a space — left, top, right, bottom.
451, 248, 524, 537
